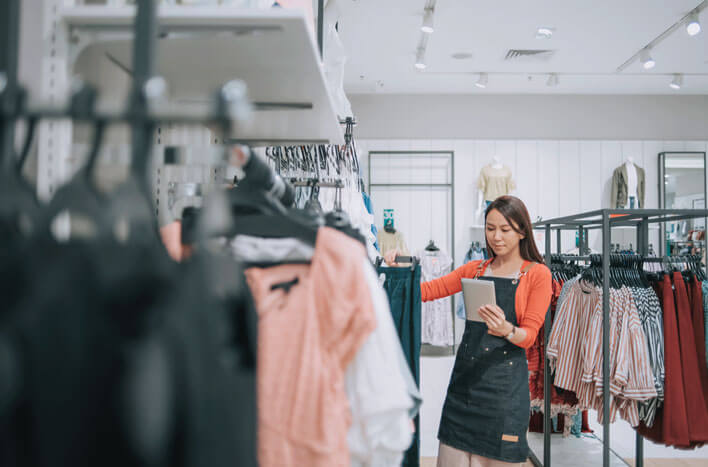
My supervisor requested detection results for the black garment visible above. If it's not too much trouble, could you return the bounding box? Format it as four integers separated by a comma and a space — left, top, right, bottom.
438, 275, 530, 463
0, 236, 258, 467
376, 264, 422, 467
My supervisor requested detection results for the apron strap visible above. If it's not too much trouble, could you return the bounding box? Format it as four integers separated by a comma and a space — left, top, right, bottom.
474, 259, 494, 279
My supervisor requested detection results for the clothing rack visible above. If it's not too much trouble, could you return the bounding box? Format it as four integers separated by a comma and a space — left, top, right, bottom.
531, 208, 708, 467
289, 178, 344, 188
0, 0, 249, 172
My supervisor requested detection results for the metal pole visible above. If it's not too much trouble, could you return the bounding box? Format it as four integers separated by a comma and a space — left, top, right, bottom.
556, 228, 561, 254
130, 0, 158, 180
317, 0, 324, 59
636, 218, 648, 467
544, 224, 552, 467
602, 211, 611, 467
0, 0, 21, 172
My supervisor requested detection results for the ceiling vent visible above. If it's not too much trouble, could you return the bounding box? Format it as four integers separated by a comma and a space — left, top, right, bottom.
504, 49, 556, 61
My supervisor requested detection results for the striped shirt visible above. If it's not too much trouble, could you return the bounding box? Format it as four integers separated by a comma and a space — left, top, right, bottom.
634, 286, 665, 427
549, 282, 658, 428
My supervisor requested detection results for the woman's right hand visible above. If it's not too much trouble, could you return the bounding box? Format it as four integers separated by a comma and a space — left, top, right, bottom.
384, 249, 400, 266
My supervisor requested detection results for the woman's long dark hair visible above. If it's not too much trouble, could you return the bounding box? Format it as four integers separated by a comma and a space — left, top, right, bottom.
485, 196, 544, 263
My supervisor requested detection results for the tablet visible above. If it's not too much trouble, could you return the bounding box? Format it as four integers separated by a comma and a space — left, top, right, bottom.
461, 278, 497, 322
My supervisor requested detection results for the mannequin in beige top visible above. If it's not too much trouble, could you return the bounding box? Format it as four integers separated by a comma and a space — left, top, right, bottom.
476, 156, 515, 220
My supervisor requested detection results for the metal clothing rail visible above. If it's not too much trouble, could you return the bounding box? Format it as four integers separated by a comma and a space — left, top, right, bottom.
530, 208, 708, 467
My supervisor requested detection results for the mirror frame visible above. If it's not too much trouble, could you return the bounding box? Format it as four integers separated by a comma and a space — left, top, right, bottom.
657, 151, 707, 257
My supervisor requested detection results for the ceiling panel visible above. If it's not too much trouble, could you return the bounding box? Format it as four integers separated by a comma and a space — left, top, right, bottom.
337, 0, 708, 94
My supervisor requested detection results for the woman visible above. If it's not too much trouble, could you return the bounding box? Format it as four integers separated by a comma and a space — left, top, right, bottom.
385, 196, 551, 467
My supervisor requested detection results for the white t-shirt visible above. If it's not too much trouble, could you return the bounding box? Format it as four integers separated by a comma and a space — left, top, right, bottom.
625, 162, 638, 206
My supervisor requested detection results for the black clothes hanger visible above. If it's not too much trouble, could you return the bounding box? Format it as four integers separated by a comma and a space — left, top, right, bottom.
0, 86, 42, 246
220, 152, 319, 246
323, 181, 364, 245
36, 83, 112, 240
425, 240, 440, 252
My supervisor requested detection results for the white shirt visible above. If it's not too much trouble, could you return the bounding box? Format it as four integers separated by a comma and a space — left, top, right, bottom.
625, 162, 638, 206
346, 259, 417, 467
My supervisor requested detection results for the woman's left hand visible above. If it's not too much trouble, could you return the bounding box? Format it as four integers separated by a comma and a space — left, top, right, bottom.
478, 304, 514, 337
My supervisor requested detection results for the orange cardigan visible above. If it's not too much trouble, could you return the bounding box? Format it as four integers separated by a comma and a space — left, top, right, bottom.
421, 259, 552, 349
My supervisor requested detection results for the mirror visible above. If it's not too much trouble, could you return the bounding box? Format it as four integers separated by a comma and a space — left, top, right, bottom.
658, 152, 706, 258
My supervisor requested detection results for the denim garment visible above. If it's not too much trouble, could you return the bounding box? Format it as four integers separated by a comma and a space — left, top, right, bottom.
438, 275, 530, 463
376, 265, 422, 467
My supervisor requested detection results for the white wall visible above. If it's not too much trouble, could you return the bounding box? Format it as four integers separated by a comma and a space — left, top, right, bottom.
359, 139, 708, 267
350, 94, 708, 141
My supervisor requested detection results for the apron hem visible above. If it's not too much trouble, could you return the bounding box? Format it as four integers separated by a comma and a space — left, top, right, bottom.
437, 436, 529, 464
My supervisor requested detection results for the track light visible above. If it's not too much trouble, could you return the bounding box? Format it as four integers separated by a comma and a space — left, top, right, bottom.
415, 47, 427, 69
686, 13, 701, 36
475, 73, 488, 89
640, 49, 655, 70
421, 9, 434, 34
669, 73, 683, 89
546, 73, 559, 87
536, 27, 554, 39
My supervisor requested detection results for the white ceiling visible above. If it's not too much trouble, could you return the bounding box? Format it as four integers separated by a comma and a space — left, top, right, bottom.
337, 0, 708, 94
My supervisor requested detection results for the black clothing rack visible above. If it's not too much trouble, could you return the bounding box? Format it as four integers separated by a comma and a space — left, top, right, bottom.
531, 208, 708, 467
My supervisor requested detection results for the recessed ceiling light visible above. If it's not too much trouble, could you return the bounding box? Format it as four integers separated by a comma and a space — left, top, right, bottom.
475, 73, 488, 89
451, 52, 474, 60
686, 13, 701, 36
669, 73, 683, 89
421, 9, 434, 34
536, 27, 554, 39
415, 48, 427, 69
640, 49, 655, 69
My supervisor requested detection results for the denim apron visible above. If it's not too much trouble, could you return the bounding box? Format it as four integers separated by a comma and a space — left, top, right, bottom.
438, 261, 533, 463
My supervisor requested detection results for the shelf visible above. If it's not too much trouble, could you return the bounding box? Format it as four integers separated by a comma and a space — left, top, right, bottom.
61, 5, 344, 146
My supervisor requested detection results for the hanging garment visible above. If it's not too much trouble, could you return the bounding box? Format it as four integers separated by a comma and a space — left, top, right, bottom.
437, 262, 535, 463
610, 162, 645, 208
0, 238, 259, 467
639, 275, 690, 447
704, 281, 708, 368
672, 272, 708, 443
245, 228, 377, 467
377, 264, 422, 467
361, 191, 379, 252
377, 229, 409, 257
689, 277, 708, 385
347, 259, 417, 467
633, 286, 665, 427
477, 165, 516, 202
419, 249, 454, 346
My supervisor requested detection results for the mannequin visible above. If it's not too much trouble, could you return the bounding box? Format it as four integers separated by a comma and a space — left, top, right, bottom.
476, 156, 514, 219
611, 156, 645, 209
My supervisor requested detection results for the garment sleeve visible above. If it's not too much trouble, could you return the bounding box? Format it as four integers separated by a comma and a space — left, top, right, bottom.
516, 265, 552, 349
507, 175, 516, 194
420, 261, 480, 303
611, 168, 619, 208
320, 246, 378, 369
477, 168, 487, 194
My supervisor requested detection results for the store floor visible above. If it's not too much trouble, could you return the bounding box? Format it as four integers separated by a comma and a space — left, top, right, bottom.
422, 457, 708, 467
421, 457, 533, 467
